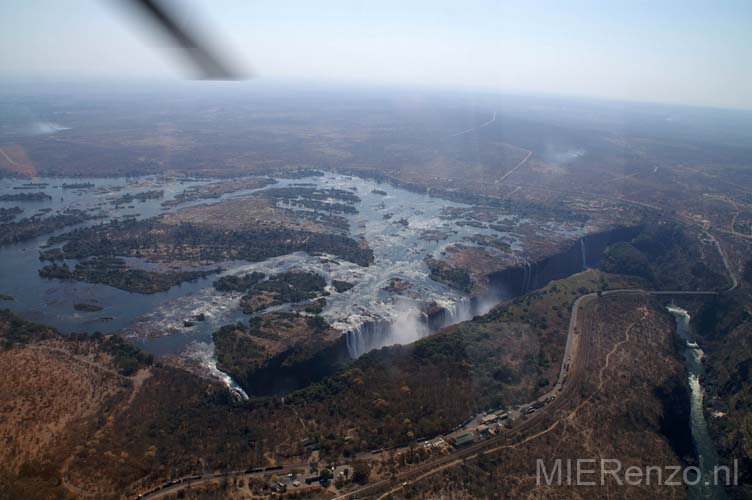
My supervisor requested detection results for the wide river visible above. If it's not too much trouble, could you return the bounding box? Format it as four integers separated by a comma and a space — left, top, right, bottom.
0, 171, 585, 389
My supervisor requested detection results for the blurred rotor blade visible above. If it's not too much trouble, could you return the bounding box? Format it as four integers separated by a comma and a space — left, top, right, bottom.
125, 0, 248, 80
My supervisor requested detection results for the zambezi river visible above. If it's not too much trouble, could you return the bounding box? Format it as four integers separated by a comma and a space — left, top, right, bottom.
667, 305, 729, 500
0, 171, 587, 394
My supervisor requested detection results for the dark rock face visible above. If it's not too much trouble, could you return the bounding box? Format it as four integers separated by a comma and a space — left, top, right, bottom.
487, 225, 642, 297
233, 337, 353, 396
420, 226, 643, 336
237, 226, 642, 397
654, 375, 695, 465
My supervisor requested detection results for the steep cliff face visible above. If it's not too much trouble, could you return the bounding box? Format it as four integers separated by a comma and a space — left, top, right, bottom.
223, 226, 643, 397
487, 225, 642, 297
0, 268, 692, 500
213, 312, 352, 397
600, 223, 730, 292
654, 373, 695, 464
401, 294, 692, 500
694, 279, 752, 499
256, 271, 648, 452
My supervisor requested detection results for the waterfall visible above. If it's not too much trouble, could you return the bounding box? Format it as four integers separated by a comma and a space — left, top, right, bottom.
185, 341, 249, 401
443, 295, 495, 325
345, 293, 500, 359
344, 229, 627, 361
580, 238, 587, 270
450, 296, 475, 323
345, 319, 402, 358
521, 260, 533, 294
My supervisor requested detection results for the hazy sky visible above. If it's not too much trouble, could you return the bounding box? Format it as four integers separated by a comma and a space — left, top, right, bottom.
1, 0, 751, 109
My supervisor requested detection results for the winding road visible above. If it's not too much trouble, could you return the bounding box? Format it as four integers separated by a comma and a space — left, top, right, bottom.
131, 279, 720, 500
132, 230, 737, 500
335, 288, 719, 500
450, 111, 497, 137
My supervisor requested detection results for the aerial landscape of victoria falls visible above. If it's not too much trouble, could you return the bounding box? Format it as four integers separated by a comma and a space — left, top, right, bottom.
2, 1, 752, 499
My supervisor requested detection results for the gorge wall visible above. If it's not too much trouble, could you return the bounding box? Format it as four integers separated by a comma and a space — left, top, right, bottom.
237, 225, 642, 396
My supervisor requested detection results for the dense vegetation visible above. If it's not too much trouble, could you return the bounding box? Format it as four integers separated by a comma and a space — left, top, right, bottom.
0, 310, 152, 376
97, 333, 154, 375
467, 233, 512, 252
111, 189, 163, 205
161, 177, 276, 207
61, 182, 95, 189
73, 303, 103, 312
425, 256, 472, 292
0, 309, 57, 348
275, 271, 618, 452
213, 324, 269, 373
213, 271, 266, 292
0, 209, 100, 244
259, 186, 360, 214
332, 280, 354, 293
0, 206, 22, 223
0, 192, 51, 202
213, 311, 344, 395
602, 222, 727, 290
602, 241, 655, 281
39, 257, 220, 294
238, 271, 327, 313
47, 218, 374, 266
693, 263, 752, 496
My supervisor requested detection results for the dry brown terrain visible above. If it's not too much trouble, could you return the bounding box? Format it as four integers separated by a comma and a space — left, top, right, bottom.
0, 144, 36, 176
0, 270, 694, 500
0, 338, 138, 499
399, 294, 691, 499
161, 196, 334, 234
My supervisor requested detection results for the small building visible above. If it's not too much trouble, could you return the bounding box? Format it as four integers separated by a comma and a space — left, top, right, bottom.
450, 431, 476, 447
480, 414, 499, 425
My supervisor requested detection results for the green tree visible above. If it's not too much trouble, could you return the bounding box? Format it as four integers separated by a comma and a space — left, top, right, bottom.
352, 462, 370, 485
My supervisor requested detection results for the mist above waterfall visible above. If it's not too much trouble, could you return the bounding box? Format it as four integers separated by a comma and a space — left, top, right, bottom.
345, 299, 430, 358
22, 120, 71, 136
112, 171, 593, 366
345, 292, 501, 359
389, 299, 430, 346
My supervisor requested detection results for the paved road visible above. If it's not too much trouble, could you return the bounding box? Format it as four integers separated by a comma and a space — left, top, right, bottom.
136, 466, 299, 500
333, 287, 722, 500
335, 289, 606, 500
703, 194, 752, 241
450, 111, 497, 137
0, 147, 25, 168
134, 281, 597, 500
131, 283, 724, 500
497, 149, 533, 183
704, 230, 738, 291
